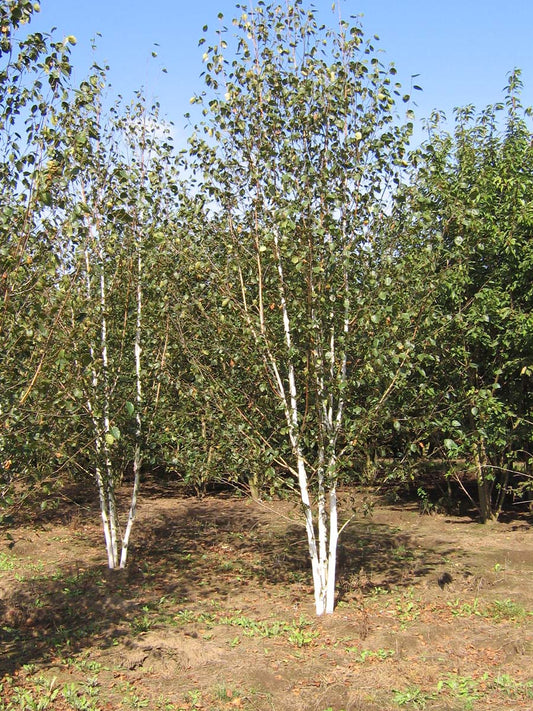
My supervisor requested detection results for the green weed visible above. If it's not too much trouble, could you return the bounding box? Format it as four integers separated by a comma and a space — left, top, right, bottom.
447, 597, 482, 617
392, 686, 433, 708
184, 689, 202, 708
173, 609, 217, 627
130, 606, 153, 633
394, 589, 420, 628
346, 647, 395, 662
117, 681, 150, 709
10, 676, 60, 710
448, 596, 529, 622
486, 598, 528, 622
175, 607, 319, 647
287, 622, 319, 648
215, 685, 242, 702
218, 612, 318, 647
437, 673, 484, 710
492, 673, 533, 699
62, 678, 101, 710
0, 552, 15, 571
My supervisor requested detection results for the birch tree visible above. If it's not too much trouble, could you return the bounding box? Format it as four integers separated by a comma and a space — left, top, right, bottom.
49, 68, 179, 567
187, 1, 413, 614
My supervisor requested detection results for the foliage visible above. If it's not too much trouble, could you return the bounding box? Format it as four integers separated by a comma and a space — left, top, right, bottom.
0, 0, 77, 514
405, 71, 533, 520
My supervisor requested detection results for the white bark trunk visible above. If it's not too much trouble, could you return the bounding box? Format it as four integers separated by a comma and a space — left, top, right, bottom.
326, 483, 338, 614
98, 261, 121, 568
272, 229, 334, 615
84, 240, 122, 570
119, 245, 143, 568
84, 249, 116, 568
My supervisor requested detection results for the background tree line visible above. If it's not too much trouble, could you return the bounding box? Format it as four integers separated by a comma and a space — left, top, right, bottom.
1, 0, 531, 613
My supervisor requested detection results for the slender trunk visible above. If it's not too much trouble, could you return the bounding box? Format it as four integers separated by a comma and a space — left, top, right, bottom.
474, 441, 496, 523
272, 229, 328, 614
326, 481, 338, 614
85, 248, 119, 568
295, 445, 323, 615
248, 471, 261, 501
119, 245, 143, 568
99, 264, 121, 566
494, 466, 509, 518
317, 446, 328, 571
316, 447, 329, 616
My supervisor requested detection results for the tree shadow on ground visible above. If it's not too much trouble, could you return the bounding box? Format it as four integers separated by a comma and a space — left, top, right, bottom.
130, 495, 460, 602
335, 521, 459, 602
0, 487, 461, 677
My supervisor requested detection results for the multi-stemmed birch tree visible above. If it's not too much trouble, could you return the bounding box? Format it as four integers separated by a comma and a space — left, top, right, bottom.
0, 0, 184, 564
47, 65, 180, 568
187, 1, 414, 614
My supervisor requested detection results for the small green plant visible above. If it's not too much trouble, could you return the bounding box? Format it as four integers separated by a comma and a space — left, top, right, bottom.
394, 589, 420, 628
62, 680, 101, 711
154, 697, 182, 711
11, 676, 60, 710
216, 611, 318, 646
448, 597, 529, 622
392, 686, 432, 708
486, 598, 528, 622
417, 487, 435, 514
448, 597, 482, 617
215, 685, 241, 702
173, 609, 196, 624
347, 647, 395, 662
493, 673, 533, 699
118, 681, 150, 709
437, 673, 484, 710
174, 609, 217, 627
287, 625, 319, 648
0, 552, 15, 571
131, 606, 153, 633
285, 615, 318, 647
184, 689, 202, 708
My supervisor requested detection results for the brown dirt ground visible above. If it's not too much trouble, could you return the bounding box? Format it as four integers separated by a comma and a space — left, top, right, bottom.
0, 480, 532, 710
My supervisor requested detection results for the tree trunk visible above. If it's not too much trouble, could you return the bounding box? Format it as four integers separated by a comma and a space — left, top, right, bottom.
119, 245, 143, 569
474, 441, 496, 523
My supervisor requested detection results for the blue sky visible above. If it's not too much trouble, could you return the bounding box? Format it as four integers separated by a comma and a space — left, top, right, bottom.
30, 0, 533, 145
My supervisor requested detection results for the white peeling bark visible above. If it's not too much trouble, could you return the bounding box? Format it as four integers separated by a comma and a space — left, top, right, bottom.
119, 242, 143, 568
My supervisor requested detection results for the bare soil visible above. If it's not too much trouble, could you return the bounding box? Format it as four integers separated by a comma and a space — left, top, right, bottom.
1, 480, 532, 710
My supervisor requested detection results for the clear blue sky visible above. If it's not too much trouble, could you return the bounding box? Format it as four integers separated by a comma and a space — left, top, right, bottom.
30, 0, 533, 146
